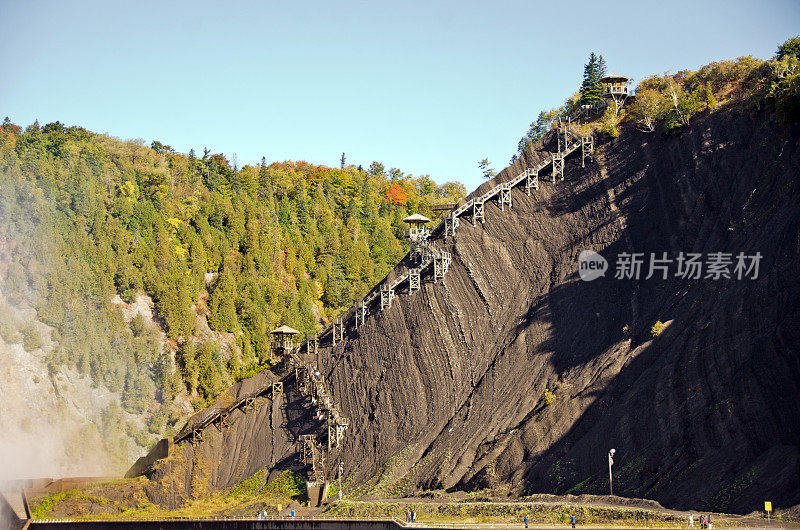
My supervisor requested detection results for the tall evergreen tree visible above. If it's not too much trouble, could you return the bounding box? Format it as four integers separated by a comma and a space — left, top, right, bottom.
580, 52, 604, 106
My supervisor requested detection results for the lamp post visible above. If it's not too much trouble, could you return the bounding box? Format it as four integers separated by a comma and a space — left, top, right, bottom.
608, 449, 616, 496
338, 461, 344, 501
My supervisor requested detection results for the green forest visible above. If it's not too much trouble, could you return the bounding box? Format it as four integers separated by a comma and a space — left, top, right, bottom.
0, 124, 465, 420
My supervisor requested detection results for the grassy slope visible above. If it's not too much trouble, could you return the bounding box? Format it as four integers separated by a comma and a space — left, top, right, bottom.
28, 470, 306, 520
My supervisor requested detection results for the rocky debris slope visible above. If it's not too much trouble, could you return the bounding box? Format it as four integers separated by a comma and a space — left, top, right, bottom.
139, 368, 325, 508
136, 106, 800, 514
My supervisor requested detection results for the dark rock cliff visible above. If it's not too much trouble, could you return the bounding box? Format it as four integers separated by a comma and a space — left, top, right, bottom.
138, 106, 800, 514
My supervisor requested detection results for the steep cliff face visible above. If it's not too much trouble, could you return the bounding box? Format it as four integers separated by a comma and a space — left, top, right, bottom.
139, 365, 325, 507
142, 106, 800, 513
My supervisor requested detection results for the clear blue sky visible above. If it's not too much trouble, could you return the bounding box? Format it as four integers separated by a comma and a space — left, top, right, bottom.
1, 0, 798, 191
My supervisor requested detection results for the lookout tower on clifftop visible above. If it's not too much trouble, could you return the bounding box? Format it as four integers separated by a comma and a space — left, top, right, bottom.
601, 73, 630, 109
271, 325, 299, 359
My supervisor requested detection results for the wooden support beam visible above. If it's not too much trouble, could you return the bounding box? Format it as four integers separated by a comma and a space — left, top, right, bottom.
472, 199, 484, 225
303, 333, 319, 356
582, 136, 594, 168
444, 213, 459, 237
433, 251, 451, 282
499, 183, 512, 211
552, 153, 564, 182
380, 285, 394, 310
332, 319, 344, 347
409, 268, 421, 291
213, 412, 230, 432
526, 168, 539, 194
328, 420, 348, 450
434, 258, 444, 282
355, 301, 367, 328
191, 429, 203, 446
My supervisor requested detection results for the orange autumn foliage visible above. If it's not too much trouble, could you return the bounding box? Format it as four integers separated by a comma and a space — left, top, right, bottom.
386, 184, 408, 206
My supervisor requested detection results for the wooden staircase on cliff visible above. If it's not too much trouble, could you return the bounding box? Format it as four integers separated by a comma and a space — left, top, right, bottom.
297, 123, 594, 355
164, 123, 594, 500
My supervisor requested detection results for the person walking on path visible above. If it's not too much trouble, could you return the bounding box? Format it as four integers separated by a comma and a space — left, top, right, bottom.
689, 514, 694, 528
570, 514, 576, 528
524, 514, 529, 528
707, 514, 712, 530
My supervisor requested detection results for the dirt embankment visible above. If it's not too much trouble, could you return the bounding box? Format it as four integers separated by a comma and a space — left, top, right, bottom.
135, 106, 800, 515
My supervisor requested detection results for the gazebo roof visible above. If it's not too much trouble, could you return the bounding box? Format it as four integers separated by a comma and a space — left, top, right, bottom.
403, 213, 431, 224
600, 73, 630, 83
271, 325, 300, 335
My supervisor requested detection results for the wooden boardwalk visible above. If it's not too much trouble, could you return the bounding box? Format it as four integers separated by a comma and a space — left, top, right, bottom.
303, 123, 592, 353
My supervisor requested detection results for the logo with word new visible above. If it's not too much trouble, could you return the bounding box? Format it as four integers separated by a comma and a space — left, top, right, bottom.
578, 250, 608, 281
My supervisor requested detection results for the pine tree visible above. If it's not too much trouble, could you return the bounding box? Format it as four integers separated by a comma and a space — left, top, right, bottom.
209, 264, 239, 332
478, 158, 495, 179
228, 346, 241, 379
178, 342, 199, 392
580, 53, 604, 106
258, 156, 272, 199
239, 331, 256, 370
324, 258, 348, 308
196, 341, 225, 402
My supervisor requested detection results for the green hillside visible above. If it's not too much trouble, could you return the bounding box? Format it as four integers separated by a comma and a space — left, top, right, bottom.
0, 125, 465, 418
